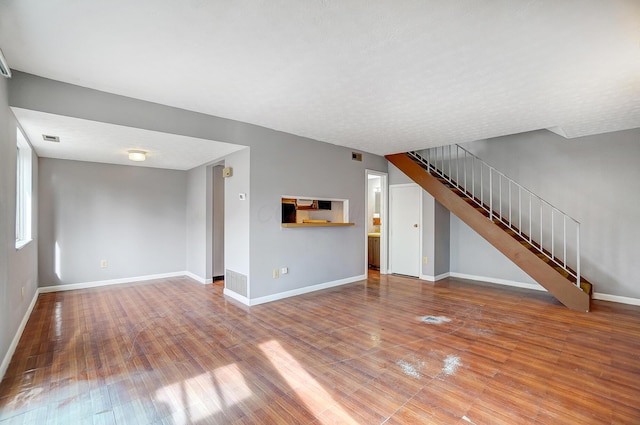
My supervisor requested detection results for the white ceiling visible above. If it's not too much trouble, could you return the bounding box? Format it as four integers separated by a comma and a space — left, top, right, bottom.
1, 1, 639, 159
12, 108, 245, 170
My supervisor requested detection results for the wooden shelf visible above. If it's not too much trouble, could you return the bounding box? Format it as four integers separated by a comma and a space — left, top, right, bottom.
281, 222, 355, 228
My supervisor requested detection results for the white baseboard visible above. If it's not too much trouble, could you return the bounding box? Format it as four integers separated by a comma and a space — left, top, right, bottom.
183, 271, 212, 284
223, 288, 251, 305
420, 272, 450, 282
448, 272, 640, 307
232, 274, 367, 306
448, 272, 545, 292
39, 271, 190, 293
593, 293, 640, 306
1, 289, 39, 382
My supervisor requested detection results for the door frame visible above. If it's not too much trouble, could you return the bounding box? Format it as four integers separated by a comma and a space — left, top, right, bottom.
389, 183, 423, 277
365, 170, 389, 274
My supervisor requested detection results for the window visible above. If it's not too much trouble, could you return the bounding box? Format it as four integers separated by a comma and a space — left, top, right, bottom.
15, 129, 32, 249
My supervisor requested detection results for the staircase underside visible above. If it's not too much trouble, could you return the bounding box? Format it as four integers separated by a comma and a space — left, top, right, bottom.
387, 153, 591, 312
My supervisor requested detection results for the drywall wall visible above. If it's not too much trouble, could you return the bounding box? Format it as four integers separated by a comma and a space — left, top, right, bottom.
247, 130, 385, 299
434, 200, 450, 276
420, 193, 451, 279
186, 164, 207, 280
421, 194, 436, 277
222, 148, 250, 284
10, 72, 387, 301
38, 158, 187, 286
0, 77, 38, 380
212, 164, 224, 277
389, 162, 413, 185
461, 129, 640, 298
449, 215, 538, 285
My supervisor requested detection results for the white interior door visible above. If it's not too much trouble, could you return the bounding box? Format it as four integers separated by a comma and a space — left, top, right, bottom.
390, 184, 421, 277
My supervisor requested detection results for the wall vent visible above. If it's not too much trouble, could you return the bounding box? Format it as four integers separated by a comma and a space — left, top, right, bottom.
352, 152, 362, 161
225, 269, 248, 297
42, 134, 60, 143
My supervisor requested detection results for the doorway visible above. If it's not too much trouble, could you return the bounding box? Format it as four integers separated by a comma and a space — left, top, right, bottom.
389, 184, 422, 277
366, 170, 388, 275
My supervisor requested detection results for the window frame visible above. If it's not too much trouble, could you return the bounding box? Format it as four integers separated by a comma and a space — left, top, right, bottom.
15, 128, 32, 249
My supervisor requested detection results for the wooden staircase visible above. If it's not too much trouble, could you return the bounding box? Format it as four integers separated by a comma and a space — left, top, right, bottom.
386, 152, 592, 312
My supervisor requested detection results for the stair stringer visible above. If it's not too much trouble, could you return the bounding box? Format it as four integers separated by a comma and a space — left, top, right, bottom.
386, 153, 590, 312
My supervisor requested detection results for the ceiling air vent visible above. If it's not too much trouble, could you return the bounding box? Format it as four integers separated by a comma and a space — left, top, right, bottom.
42, 134, 60, 143
0, 48, 11, 78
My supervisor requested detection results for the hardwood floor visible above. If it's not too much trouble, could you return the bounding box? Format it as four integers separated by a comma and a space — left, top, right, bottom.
1, 273, 639, 424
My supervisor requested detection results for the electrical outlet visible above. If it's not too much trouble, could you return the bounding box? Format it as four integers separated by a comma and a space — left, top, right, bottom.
281, 267, 288, 275
272, 268, 279, 279
423, 256, 428, 264
100, 259, 108, 268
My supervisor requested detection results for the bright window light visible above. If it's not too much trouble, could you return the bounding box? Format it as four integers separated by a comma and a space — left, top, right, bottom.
259, 340, 359, 424
15, 128, 32, 249
155, 364, 252, 424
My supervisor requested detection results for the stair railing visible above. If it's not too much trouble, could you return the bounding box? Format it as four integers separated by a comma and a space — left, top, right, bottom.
409, 146, 581, 288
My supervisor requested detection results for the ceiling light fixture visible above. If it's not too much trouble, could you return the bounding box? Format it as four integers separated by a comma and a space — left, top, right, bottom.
0, 47, 11, 78
128, 150, 147, 162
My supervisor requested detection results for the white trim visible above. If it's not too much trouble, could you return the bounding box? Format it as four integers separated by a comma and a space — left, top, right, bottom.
38, 271, 189, 293
223, 288, 251, 305
593, 293, 640, 306
15, 239, 32, 250
1, 289, 39, 382
184, 271, 212, 284
432, 272, 640, 307
228, 274, 367, 306
448, 272, 546, 292
420, 272, 450, 282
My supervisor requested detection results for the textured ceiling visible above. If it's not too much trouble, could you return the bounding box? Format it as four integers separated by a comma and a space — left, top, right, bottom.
1, 0, 639, 158
12, 108, 245, 170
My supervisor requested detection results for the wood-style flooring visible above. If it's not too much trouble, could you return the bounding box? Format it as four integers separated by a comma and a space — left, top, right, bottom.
1, 272, 639, 424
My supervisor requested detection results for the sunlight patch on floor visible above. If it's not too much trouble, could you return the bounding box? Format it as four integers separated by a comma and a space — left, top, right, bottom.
154, 363, 251, 424
259, 340, 359, 424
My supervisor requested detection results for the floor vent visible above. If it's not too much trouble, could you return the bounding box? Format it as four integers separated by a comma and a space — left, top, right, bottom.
225, 269, 247, 297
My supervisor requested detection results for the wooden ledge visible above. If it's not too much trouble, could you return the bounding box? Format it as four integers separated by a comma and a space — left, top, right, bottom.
281, 223, 355, 228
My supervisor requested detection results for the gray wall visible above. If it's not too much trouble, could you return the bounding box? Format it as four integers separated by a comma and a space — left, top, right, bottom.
0, 77, 38, 379
420, 194, 450, 278
10, 72, 387, 301
248, 133, 384, 299
212, 165, 224, 277
186, 163, 207, 280
389, 162, 413, 185
433, 201, 450, 276
223, 148, 250, 285
38, 158, 187, 286
449, 215, 538, 285
460, 129, 640, 298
